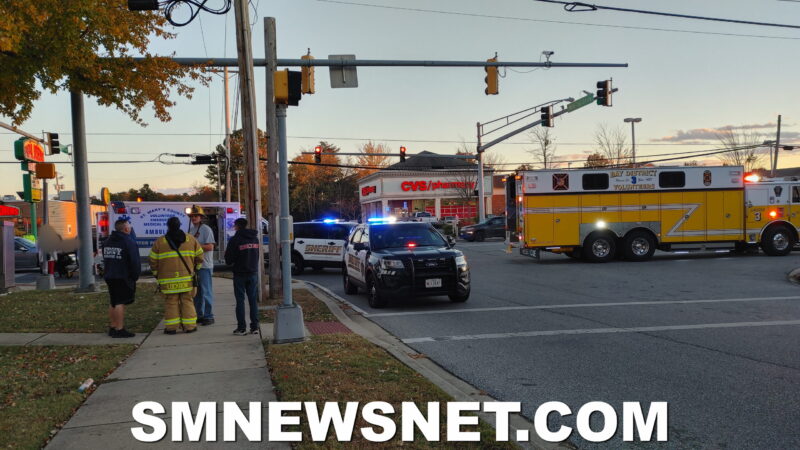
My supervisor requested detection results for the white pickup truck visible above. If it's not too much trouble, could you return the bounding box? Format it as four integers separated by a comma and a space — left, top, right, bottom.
409, 211, 438, 223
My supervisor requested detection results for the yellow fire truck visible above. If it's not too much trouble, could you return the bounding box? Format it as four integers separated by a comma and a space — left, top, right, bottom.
505, 166, 799, 262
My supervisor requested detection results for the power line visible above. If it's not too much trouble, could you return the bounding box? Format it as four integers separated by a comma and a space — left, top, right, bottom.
535, 0, 800, 30
312, 0, 800, 40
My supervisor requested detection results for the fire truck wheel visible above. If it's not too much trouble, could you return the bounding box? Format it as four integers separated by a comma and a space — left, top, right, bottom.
623, 230, 656, 261
367, 274, 388, 308
291, 253, 304, 275
761, 226, 794, 256
583, 233, 617, 263
343, 269, 358, 294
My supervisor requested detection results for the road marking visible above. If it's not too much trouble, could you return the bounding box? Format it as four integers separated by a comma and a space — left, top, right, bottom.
401, 319, 800, 344
367, 296, 800, 318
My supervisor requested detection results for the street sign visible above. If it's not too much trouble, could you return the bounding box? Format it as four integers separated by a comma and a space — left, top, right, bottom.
328, 54, 358, 88
23, 173, 42, 203
566, 94, 594, 112
13, 138, 45, 162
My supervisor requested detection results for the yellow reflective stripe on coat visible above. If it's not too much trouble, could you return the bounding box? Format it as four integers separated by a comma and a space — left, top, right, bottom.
150, 250, 198, 260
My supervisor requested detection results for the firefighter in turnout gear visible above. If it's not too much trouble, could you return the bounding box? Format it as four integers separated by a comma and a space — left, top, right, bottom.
149, 217, 205, 334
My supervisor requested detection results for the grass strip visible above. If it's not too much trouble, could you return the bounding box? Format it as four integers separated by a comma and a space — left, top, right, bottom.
266, 289, 515, 449
0, 345, 135, 449
0, 282, 164, 333
261, 289, 337, 324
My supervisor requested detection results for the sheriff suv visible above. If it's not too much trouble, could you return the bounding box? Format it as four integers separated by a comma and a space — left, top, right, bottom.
342, 221, 470, 308
290, 220, 357, 275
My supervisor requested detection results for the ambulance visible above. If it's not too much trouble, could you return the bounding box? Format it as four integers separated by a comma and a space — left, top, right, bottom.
505, 166, 800, 262
96, 201, 245, 268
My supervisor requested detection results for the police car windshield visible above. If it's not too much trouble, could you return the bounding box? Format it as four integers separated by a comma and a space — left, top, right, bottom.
370, 224, 447, 250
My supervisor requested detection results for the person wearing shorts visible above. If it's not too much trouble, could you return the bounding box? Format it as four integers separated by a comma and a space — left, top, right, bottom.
102, 219, 141, 338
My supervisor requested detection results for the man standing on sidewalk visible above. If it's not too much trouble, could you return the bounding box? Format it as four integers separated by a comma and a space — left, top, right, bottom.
102, 219, 140, 338
225, 218, 261, 335
150, 217, 205, 334
187, 205, 216, 326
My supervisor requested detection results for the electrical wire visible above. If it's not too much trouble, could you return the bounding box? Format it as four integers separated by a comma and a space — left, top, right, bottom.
312, 0, 800, 41
162, 0, 232, 27
535, 0, 800, 30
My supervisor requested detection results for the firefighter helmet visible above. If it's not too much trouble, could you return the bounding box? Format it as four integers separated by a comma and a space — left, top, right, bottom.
187, 205, 206, 216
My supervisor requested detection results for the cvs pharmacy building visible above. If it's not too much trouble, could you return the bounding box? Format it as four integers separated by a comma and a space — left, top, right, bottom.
358, 152, 493, 222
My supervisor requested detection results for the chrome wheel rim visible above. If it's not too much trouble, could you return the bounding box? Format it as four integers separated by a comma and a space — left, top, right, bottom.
631, 237, 650, 256
773, 233, 789, 251
592, 239, 611, 258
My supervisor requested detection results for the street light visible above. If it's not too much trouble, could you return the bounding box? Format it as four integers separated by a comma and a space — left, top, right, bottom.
624, 118, 642, 165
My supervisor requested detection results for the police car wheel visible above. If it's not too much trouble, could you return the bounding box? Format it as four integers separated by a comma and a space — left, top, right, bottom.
343, 270, 358, 294
291, 253, 304, 275
367, 274, 388, 308
761, 226, 794, 256
583, 233, 616, 263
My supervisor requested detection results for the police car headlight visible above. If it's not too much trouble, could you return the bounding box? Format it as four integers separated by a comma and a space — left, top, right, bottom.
381, 259, 404, 270
455, 255, 467, 267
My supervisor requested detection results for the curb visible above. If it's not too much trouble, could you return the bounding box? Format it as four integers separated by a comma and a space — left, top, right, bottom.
299, 280, 573, 450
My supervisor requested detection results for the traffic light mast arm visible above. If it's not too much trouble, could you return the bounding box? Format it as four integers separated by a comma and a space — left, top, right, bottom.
0, 121, 45, 143
478, 87, 618, 152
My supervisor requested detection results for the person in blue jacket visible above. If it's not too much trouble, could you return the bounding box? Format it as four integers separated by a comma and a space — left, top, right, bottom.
102, 218, 141, 338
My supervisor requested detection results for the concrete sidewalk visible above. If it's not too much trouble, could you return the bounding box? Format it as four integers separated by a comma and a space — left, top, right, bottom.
47, 277, 287, 449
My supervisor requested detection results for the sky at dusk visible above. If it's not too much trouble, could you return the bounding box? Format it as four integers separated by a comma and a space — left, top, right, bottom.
1, 0, 799, 198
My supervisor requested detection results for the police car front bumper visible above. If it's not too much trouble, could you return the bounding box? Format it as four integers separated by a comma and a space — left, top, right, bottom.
376, 264, 470, 298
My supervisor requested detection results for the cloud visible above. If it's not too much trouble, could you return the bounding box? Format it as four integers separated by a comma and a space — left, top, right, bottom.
653, 123, 797, 143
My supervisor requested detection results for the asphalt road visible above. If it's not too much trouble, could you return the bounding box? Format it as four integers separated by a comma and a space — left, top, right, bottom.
297, 239, 800, 448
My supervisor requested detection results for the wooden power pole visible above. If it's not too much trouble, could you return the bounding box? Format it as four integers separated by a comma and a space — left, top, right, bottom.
232, 0, 265, 301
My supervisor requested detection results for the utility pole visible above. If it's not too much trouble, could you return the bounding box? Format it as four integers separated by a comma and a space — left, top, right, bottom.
274, 104, 304, 343
70, 91, 96, 292
233, 0, 265, 301
224, 67, 232, 202
264, 17, 282, 299
772, 115, 782, 178
476, 122, 485, 222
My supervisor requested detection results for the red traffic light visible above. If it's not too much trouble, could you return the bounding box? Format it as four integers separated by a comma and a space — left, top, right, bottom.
314, 146, 322, 163
400, 146, 407, 162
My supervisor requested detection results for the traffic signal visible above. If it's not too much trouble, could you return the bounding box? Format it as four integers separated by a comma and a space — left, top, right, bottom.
400, 146, 407, 162
484, 57, 498, 95
596, 80, 612, 106
301, 52, 315, 94
46, 132, 60, 155
541, 105, 554, 127
127, 0, 158, 11
274, 69, 302, 106
314, 146, 322, 163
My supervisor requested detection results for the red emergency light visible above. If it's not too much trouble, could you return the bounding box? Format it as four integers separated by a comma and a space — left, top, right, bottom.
744, 173, 761, 183
407, 242, 417, 248
227, 207, 234, 213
